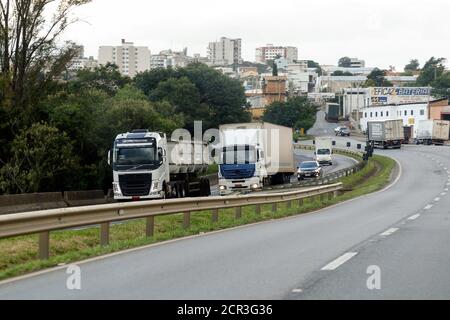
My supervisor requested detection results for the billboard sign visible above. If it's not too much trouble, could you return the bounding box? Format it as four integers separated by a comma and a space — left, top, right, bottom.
370, 87, 431, 105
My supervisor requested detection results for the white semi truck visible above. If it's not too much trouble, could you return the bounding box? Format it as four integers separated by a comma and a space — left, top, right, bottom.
416, 120, 450, 145
218, 123, 295, 195
109, 130, 211, 200
315, 137, 333, 166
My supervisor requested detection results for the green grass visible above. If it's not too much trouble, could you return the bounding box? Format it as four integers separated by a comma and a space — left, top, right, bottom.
0, 155, 396, 281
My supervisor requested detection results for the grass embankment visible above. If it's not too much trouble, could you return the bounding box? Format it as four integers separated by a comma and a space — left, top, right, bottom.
0, 155, 396, 281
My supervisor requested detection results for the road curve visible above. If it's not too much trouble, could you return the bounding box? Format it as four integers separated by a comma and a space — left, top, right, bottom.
0, 144, 449, 299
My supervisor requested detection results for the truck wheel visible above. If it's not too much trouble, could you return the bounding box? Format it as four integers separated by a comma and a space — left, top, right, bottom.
177, 183, 185, 198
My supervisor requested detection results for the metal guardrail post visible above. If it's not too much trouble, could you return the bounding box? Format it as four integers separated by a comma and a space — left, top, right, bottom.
272, 203, 277, 213
235, 207, 242, 219
146, 216, 154, 238
212, 209, 219, 223
286, 200, 292, 209
183, 212, 191, 229
39, 231, 50, 260
298, 198, 304, 207
255, 204, 261, 215
100, 223, 110, 246
328, 192, 333, 201
333, 190, 340, 198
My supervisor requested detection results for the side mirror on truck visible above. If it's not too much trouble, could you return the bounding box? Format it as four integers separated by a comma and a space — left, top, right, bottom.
107, 150, 112, 166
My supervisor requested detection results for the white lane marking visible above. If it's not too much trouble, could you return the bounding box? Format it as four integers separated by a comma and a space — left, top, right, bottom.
435, 197, 441, 202
292, 289, 303, 293
441, 192, 447, 196
445, 188, 449, 191
408, 214, 421, 221
321, 252, 358, 271
424, 204, 433, 210
380, 228, 399, 237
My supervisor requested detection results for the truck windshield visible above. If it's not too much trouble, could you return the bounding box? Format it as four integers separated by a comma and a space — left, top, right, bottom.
317, 149, 331, 155
220, 146, 257, 164
114, 147, 157, 166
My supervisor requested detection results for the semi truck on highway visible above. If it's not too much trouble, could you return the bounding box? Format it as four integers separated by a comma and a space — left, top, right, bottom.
109, 130, 211, 200
315, 137, 333, 166
415, 120, 450, 145
367, 119, 404, 149
218, 123, 295, 195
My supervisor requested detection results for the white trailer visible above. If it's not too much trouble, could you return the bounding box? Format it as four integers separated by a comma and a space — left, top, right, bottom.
416, 120, 450, 145
109, 130, 210, 200
218, 122, 295, 195
368, 120, 404, 149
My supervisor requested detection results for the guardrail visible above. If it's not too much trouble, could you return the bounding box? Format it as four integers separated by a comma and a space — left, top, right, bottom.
262, 146, 365, 192
0, 183, 342, 260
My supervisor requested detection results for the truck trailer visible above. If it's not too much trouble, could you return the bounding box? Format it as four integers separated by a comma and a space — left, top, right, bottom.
218, 122, 295, 195
109, 130, 211, 200
416, 120, 450, 145
367, 119, 404, 149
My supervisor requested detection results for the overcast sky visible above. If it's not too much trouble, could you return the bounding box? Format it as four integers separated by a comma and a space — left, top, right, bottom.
63, 0, 450, 71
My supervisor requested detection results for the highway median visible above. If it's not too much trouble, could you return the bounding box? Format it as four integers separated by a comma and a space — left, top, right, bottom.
0, 154, 397, 282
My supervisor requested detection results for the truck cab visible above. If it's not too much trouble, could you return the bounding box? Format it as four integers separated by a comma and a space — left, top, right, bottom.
218, 144, 265, 195
315, 137, 333, 166
110, 130, 169, 200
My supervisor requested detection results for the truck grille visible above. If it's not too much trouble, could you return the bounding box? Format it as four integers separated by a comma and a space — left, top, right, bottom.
119, 174, 152, 197
220, 164, 255, 180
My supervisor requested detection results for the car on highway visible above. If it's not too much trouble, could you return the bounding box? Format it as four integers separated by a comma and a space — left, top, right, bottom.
297, 161, 323, 181
335, 126, 350, 137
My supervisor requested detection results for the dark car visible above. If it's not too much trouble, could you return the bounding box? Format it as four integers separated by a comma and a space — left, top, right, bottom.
297, 161, 323, 181
336, 127, 350, 137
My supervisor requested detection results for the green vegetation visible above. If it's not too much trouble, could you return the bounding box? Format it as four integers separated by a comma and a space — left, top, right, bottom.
0, 154, 396, 281
262, 97, 318, 131
364, 68, 393, 87
1, 58, 250, 194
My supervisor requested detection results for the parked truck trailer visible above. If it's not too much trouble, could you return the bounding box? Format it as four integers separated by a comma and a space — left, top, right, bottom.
416, 120, 450, 146
109, 130, 211, 200
367, 119, 404, 149
218, 122, 295, 195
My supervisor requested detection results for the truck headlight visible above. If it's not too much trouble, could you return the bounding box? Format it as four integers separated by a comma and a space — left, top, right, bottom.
219, 185, 226, 191
251, 183, 259, 189
113, 183, 121, 195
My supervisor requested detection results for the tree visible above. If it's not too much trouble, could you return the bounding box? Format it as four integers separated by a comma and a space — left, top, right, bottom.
149, 77, 210, 131
136, 63, 251, 130
68, 63, 131, 96
404, 59, 420, 72
332, 71, 353, 76
338, 57, 352, 68
0, 123, 78, 193
272, 60, 279, 76
416, 57, 447, 86
0, 0, 91, 119
364, 68, 393, 87
307, 60, 323, 76
262, 97, 318, 131
431, 72, 450, 98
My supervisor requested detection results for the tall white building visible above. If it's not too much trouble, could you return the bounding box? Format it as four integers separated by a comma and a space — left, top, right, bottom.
98, 39, 151, 77
255, 44, 298, 63
207, 37, 242, 66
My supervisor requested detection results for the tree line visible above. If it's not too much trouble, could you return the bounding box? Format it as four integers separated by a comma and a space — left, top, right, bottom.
0, 1, 250, 194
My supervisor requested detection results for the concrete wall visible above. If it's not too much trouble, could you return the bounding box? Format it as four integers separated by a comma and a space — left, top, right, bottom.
0, 190, 109, 215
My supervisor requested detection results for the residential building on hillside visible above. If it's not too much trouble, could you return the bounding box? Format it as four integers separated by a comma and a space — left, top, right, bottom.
255, 44, 298, 63
98, 39, 151, 77
207, 37, 242, 66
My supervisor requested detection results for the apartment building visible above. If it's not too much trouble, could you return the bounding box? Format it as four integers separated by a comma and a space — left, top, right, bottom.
207, 37, 242, 66
98, 39, 151, 77
255, 44, 298, 63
